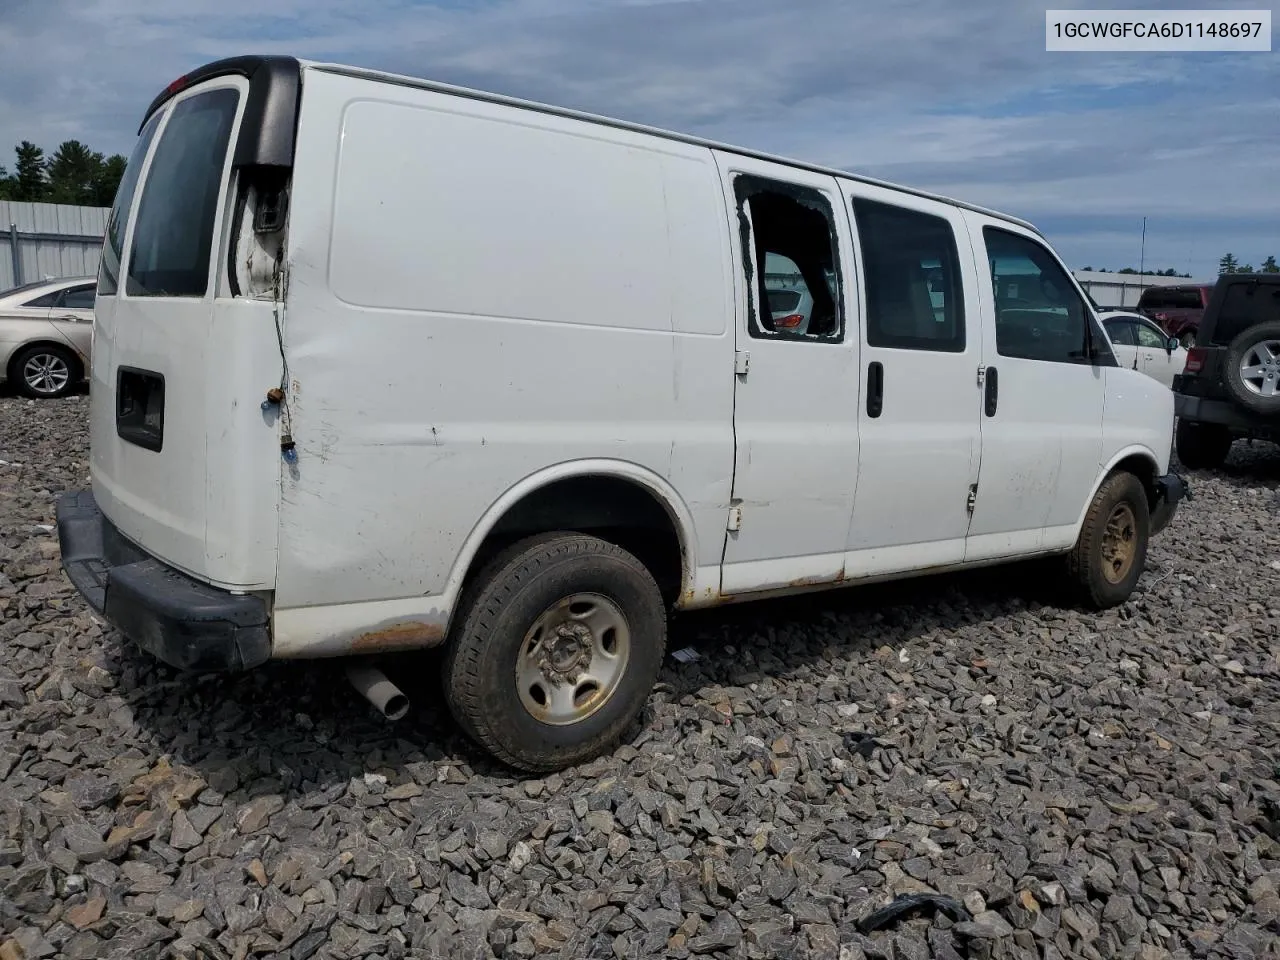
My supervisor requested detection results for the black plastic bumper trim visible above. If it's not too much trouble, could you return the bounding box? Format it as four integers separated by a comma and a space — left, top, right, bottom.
55, 490, 271, 672
1150, 472, 1191, 537
1175, 394, 1278, 437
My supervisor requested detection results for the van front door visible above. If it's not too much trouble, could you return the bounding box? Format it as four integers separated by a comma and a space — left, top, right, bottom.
713, 153, 861, 595
963, 216, 1107, 558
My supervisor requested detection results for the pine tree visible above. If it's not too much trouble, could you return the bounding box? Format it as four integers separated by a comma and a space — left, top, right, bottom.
90, 155, 127, 207
13, 141, 47, 201
47, 140, 105, 205
1262, 256, 1278, 273
1219, 253, 1239, 274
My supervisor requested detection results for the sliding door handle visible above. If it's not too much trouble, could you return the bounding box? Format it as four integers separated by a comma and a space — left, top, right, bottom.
866, 361, 884, 418
984, 366, 998, 417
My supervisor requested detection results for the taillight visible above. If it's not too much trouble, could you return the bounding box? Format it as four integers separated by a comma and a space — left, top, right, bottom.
1184, 347, 1207, 374
775, 314, 805, 329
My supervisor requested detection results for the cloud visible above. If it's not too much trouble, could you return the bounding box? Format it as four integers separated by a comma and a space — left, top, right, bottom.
0, 0, 1274, 275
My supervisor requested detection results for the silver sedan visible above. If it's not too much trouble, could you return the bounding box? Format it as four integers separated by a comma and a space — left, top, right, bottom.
0, 275, 96, 399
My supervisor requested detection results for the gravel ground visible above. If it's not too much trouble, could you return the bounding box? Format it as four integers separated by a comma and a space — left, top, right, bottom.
1, 392, 1278, 960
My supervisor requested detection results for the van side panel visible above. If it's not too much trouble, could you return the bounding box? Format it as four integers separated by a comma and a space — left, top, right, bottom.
273, 69, 735, 644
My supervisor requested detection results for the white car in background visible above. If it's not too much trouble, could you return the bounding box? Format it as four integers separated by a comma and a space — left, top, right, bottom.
1100, 311, 1184, 389
0, 275, 97, 399
765, 286, 814, 334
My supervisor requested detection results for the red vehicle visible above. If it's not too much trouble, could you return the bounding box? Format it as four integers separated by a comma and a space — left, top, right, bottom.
1136, 283, 1213, 348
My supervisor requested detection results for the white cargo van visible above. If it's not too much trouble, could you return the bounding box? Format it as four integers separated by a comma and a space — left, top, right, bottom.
57, 56, 1189, 772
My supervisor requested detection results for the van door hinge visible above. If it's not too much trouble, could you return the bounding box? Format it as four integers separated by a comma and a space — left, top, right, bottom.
966, 483, 978, 514
976, 366, 986, 388
726, 504, 743, 532
734, 350, 751, 376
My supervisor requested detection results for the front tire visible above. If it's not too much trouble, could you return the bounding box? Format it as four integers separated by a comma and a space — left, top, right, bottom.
443, 532, 667, 772
1066, 472, 1150, 610
1175, 419, 1232, 470
10, 343, 79, 399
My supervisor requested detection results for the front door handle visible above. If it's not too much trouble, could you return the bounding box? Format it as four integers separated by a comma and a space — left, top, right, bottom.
866, 361, 884, 418
984, 366, 998, 417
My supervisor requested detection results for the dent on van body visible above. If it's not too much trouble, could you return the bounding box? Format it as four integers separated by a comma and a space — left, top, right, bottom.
265, 68, 737, 657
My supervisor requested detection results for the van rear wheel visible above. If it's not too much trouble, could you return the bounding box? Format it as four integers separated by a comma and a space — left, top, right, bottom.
1066, 471, 1150, 610
443, 532, 667, 772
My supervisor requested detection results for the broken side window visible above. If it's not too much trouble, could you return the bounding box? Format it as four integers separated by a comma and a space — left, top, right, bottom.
733, 176, 843, 343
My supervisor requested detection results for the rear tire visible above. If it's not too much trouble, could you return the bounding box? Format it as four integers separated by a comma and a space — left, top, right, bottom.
10, 343, 79, 399
1066, 471, 1149, 610
443, 532, 667, 772
1175, 419, 1232, 470
1222, 321, 1280, 415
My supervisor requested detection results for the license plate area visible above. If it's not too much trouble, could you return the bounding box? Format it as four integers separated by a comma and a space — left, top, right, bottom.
116, 367, 165, 452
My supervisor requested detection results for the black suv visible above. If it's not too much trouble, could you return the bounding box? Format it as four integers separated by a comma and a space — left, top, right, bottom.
1173, 273, 1280, 469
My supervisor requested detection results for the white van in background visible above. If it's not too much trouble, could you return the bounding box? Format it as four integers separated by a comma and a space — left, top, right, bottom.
57, 56, 1188, 772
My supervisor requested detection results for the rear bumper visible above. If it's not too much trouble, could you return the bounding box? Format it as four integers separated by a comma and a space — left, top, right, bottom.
1150, 472, 1191, 537
1175, 393, 1279, 439
55, 490, 271, 672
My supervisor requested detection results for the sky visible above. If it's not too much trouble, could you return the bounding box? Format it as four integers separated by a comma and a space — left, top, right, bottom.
0, 0, 1275, 278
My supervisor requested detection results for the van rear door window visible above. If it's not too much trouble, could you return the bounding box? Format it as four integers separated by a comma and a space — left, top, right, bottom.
126, 87, 239, 298
98, 110, 162, 296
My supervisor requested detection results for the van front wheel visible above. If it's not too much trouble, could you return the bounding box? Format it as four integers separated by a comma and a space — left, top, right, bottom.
444, 532, 667, 772
1066, 471, 1150, 610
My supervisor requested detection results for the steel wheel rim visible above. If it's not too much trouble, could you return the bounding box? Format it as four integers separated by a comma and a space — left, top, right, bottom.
22, 353, 71, 395
1239, 339, 1280, 397
1101, 503, 1138, 585
516, 592, 631, 726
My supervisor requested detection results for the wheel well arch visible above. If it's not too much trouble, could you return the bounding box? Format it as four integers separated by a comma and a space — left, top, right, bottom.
5, 339, 84, 382
443, 461, 698, 616
1079, 447, 1162, 529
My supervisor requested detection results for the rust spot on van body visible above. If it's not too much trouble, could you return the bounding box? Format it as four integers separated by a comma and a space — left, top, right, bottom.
788, 571, 843, 589
351, 621, 446, 653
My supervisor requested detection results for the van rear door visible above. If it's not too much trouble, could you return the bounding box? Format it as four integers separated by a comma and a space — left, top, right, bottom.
89, 61, 298, 590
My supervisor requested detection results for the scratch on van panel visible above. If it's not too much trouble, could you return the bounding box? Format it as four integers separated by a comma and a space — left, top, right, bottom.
671, 336, 680, 401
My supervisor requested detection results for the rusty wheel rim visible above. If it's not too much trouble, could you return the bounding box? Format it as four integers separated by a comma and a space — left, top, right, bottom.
1100, 503, 1138, 585
515, 593, 630, 726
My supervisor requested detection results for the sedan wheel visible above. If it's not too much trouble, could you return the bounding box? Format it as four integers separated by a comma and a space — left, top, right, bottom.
11, 344, 79, 399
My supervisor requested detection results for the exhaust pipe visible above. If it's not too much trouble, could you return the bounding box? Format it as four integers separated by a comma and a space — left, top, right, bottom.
346, 663, 410, 721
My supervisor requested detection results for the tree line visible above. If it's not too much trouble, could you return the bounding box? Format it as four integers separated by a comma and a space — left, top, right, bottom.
1219, 253, 1279, 274
1082, 256, 1280, 278
1080, 266, 1193, 277
0, 140, 126, 207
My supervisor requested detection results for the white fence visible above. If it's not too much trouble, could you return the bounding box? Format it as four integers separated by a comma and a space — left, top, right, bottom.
1071, 270, 1205, 310
0, 201, 109, 290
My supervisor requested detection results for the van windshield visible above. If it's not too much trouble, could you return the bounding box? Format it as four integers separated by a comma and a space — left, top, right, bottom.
126, 87, 240, 298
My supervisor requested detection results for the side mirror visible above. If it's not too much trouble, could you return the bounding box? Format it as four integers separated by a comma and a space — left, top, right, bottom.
1167, 336, 1180, 353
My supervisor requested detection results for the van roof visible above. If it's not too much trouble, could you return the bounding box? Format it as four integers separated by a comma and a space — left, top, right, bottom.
299, 59, 1041, 237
